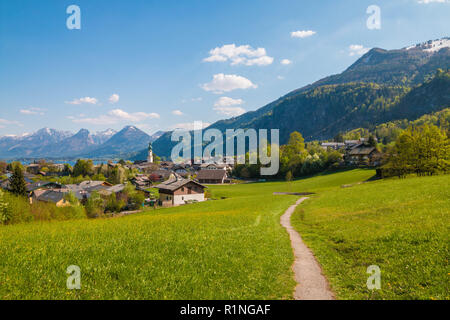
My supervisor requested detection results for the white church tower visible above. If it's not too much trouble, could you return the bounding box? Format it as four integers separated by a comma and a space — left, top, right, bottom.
147, 142, 154, 163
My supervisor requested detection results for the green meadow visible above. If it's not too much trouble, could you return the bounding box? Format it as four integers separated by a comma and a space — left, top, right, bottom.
1, 169, 447, 300
0, 169, 373, 300
291, 174, 449, 300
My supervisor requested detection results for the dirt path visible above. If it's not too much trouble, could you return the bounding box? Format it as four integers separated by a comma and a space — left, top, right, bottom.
280, 197, 335, 300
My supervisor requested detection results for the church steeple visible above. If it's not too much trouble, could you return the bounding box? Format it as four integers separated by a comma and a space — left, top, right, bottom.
147, 142, 153, 163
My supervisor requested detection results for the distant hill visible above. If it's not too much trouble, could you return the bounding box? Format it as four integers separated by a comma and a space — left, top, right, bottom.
0, 128, 72, 158
152, 38, 450, 159
0, 126, 158, 160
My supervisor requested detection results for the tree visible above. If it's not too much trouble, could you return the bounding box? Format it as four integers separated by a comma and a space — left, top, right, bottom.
334, 132, 344, 143
0, 190, 12, 224
85, 191, 104, 218
73, 159, 94, 177
62, 164, 72, 176
368, 135, 377, 148
288, 131, 306, 154
0, 161, 7, 174
9, 165, 27, 196
386, 124, 449, 177
285, 171, 293, 182
105, 193, 125, 213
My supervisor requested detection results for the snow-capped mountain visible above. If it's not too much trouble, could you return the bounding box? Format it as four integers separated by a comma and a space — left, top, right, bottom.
91, 129, 117, 145
0, 128, 73, 158
405, 37, 450, 53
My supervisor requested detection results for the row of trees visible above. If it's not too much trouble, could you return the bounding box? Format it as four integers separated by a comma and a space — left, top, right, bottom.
233, 131, 343, 180
382, 124, 449, 177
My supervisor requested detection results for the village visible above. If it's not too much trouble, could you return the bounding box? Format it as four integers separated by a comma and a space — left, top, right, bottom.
0, 137, 381, 213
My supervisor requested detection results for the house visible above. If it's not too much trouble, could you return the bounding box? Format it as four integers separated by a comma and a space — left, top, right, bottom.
66, 181, 113, 201
321, 142, 345, 151
98, 184, 126, 197
196, 169, 229, 184
155, 177, 206, 207
26, 164, 41, 175
149, 169, 175, 182
131, 175, 152, 189
30, 190, 71, 207
26, 181, 65, 193
345, 144, 382, 167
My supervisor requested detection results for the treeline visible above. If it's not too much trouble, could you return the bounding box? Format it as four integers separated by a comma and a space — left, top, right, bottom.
233, 132, 343, 180
337, 108, 450, 146
30, 159, 140, 185
0, 189, 85, 225
380, 124, 449, 178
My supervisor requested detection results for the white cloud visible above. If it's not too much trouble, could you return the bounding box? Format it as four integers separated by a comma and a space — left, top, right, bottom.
291, 30, 316, 39
349, 44, 370, 56
0, 118, 22, 127
213, 106, 246, 117
20, 107, 45, 115
214, 97, 245, 117
170, 122, 211, 131
172, 110, 184, 116
65, 97, 98, 105
109, 94, 120, 104
277, 75, 285, 80
201, 74, 257, 94
72, 109, 160, 125
418, 0, 448, 3
280, 59, 292, 65
214, 97, 244, 107
204, 44, 274, 66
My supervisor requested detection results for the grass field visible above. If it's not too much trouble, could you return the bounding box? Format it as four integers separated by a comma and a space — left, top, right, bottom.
0, 169, 374, 300
291, 174, 450, 300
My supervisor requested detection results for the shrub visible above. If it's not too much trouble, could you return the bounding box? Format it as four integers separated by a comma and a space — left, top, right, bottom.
0, 190, 13, 224
85, 191, 104, 218
105, 193, 125, 213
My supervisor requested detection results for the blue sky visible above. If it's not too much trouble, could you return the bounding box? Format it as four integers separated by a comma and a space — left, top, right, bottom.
0, 0, 449, 136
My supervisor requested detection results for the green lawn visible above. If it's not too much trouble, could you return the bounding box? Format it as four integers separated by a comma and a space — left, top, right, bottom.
0, 169, 374, 300
291, 174, 450, 300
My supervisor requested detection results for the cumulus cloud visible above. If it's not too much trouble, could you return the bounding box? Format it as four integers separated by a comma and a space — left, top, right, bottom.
418, 0, 448, 3
291, 30, 316, 38
172, 110, 184, 116
349, 44, 370, 56
214, 97, 244, 107
201, 74, 257, 94
71, 109, 160, 125
204, 44, 274, 66
20, 107, 45, 115
213, 106, 246, 117
109, 94, 120, 104
65, 97, 98, 105
280, 59, 292, 65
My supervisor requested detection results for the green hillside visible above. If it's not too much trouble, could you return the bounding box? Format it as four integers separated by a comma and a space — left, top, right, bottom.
152, 70, 450, 159
0, 170, 373, 300
291, 174, 449, 300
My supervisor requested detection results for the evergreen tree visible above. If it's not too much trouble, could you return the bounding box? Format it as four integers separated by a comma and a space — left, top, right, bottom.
9, 165, 27, 196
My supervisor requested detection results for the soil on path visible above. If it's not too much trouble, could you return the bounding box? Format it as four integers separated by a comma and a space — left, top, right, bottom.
280, 197, 335, 300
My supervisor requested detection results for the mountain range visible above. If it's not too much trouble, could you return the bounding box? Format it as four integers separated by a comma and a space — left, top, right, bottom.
0, 126, 164, 160
151, 38, 450, 159
1, 38, 449, 161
